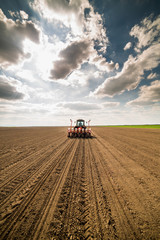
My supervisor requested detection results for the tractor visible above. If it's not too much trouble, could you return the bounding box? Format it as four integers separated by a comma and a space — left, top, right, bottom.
67, 119, 91, 138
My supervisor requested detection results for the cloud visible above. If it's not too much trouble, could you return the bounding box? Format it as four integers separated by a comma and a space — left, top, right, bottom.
57, 100, 120, 112
16, 69, 37, 82
65, 67, 105, 89
102, 102, 120, 107
0, 75, 25, 101
50, 40, 118, 80
90, 54, 119, 72
124, 42, 132, 50
20, 10, 29, 20
50, 39, 93, 80
9, 10, 29, 20
32, 0, 88, 35
57, 101, 101, 111
8, 10, 19, 18
66, 69, 90, 86
130, 14, 160, 51
0, 102, 56, 116
92, 14, 160, 98
33, 0, 116, 79
0, 9, 40, 67
147, 72, 157, 79
33, 0, 108, 47
127, 80, 160, 106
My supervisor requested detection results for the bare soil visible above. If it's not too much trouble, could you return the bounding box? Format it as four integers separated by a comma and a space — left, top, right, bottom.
0, 126, 160, 239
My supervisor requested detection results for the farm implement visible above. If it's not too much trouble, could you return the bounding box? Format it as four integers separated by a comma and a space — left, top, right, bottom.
67, 119, 91, 138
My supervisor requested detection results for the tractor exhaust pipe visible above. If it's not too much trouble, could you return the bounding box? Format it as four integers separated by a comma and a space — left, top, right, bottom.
70, 119, 72, 128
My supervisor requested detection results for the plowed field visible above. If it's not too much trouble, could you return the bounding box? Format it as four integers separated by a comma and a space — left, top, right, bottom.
0, 127, 160, 240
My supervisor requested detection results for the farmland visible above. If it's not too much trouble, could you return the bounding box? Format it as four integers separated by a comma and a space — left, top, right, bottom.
101, 125, 160, 129
0, 127, 160, 239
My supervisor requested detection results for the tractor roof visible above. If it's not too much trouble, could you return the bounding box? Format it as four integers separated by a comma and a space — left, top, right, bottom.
77, 119, 85, 121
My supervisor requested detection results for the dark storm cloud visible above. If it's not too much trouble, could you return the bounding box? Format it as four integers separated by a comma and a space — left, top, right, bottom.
50, 39, 93, 80
0, 9, 40, 66
0, 76, 25, 100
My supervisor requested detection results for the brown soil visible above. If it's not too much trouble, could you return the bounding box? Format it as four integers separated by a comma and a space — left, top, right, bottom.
0, 126, 160, 239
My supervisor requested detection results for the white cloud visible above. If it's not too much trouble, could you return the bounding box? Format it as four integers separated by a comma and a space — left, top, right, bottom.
0, 102, 57, 117
32, 0, 117, 80
32, 0, 108, 47
57, 101, 101, 111
92, 14, 160, 98
91, 55, 139, 97
130, 14, 160, 51
8, 10, 19, 18
50, 38, 118, 81
65, 67, 105, 88
56, 100, 120, 112
90, 54, 119, 72
0, 9, 40, 68
102, 102, 120, 107
124, 42, 132, 50
66, 69, 89, 86
20, 10, 28, 20
8, 10, 28, 20
32, 0, 88, 35
83, 5, 108, 53
16, 69, 37, 82
13, 31, 66, 81
147, 72, 157, 79
127, 80, 160, 106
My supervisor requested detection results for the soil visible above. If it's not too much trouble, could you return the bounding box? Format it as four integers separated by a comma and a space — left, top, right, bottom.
0, 126, 160, 239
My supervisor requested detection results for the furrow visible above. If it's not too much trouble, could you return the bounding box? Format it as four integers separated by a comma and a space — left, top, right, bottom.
32, 139, 79, 240
0, 137, 68, 208
0, 134, 64, 187
0, 138, 75, 239
87, 138, 118, 239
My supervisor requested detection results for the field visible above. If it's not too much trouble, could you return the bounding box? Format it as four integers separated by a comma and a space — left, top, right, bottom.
101, 125, 160, 129
0, 127, 160, 240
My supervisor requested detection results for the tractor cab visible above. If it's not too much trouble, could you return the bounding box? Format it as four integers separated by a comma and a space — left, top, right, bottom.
75, 119, 85, 128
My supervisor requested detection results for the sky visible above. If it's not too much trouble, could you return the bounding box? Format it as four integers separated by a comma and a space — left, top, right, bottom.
0, 0, 160, 126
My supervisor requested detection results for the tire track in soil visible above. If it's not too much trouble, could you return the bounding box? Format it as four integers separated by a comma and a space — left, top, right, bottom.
93, 130, 160, 178
94, 130, 160, 207
0, 137, 69, 214
86, 138, 118, 240
0, 134, 64, 184
46, 138, 87, 240
92, 131, 160, 239
46, 137, 118, 240
0, 134, 56, 169
89, 136, 139, 239
0, 137, 68, 204
0, 127, 66, 172
30, 139, 80, 240
0, 138, 77, 239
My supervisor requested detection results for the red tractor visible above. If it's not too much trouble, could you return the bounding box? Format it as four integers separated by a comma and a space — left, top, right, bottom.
67, 119, 91, 138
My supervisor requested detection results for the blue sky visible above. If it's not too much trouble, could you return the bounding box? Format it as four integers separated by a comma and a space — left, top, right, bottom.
0, 0, 160, 126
